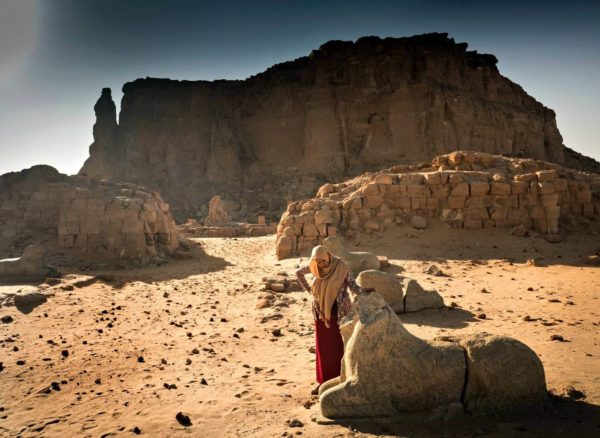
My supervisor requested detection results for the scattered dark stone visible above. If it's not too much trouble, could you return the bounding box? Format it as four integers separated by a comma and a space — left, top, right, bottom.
137, 356, 145, 363
523, 315, 532, 321
0, 362, 3, 372
185, 358, 192, 366
175, 412, 192, 427
477, 313, 487, 319
164, 383, 177, 390
51, 382, 61, 391
132, 426, 141, 434
186, 332, 193, 338
288, 419, 304, 427
548, 299, 561, 303
566, 386, 586, 400
45, 278, 62, 286
16, 360, 26, 365
450, 302, 458, 308
95, 378, 102, 384
61, 350, 69, 358
550, 335, 565, 342
272, 329, 283, 337
1, 315, 13, 324
191, 348, 199, 354
200, 378, 208, 385
220, 318, 227, 323
527, 287, 534, 291
161, 358, 167, 365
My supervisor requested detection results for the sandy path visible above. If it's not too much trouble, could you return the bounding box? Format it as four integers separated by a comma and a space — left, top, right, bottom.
1, 223, 599, 437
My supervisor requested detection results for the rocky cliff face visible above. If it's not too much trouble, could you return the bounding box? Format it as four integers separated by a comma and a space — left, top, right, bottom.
81, 33, 570, 221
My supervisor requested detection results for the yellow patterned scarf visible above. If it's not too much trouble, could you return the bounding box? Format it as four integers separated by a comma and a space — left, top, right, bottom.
309, 245, 350, 327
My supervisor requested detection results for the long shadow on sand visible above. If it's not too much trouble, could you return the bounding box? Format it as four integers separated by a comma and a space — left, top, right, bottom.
327, 396, 600, 437
398, 307, 479, 329
53, 244, 233, 286
319, 222, 600, 268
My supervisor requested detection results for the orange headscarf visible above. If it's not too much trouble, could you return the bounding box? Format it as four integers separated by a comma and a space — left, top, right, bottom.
309, 245, 350, 327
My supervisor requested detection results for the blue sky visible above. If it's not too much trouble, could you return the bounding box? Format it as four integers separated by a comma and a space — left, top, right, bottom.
0, 0, 598, 175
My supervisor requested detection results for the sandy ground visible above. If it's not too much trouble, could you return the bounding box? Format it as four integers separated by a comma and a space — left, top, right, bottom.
1, 221, 599, 437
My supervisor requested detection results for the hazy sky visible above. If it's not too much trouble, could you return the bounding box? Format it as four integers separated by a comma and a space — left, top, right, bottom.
0, 0, 598, 176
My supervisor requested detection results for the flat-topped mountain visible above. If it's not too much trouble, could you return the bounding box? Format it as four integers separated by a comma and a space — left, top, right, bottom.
80, 33, 593, 221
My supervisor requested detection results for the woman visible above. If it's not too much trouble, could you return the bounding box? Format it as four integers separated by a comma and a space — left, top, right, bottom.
296, 245, 373, 394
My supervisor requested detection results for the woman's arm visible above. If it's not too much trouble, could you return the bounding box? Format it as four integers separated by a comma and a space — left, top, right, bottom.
344, 270, 373, 296
296, 265, 312, 293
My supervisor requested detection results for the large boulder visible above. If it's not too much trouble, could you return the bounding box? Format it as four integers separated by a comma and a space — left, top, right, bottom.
0, 245, 47, 281
401, 277, 444, 312
356, 270, 404, 312
435, 333, 548, 415
323, 236, 380, 274
319, 293, 466, 419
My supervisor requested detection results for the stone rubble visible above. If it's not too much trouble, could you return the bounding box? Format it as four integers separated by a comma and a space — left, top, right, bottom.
276, 151, 600, 259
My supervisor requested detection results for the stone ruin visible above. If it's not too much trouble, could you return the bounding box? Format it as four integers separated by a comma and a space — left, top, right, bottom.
319, 293, 548, 420
204, 195, 232, 226
0, 165, 179, 263
276, 151, 600, 259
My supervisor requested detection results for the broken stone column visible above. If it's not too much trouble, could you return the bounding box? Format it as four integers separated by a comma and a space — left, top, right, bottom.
204, 195, 231, 226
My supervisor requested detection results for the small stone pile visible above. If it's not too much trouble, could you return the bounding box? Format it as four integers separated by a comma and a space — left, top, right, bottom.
0, 165, 179, 262
276, 151, 600, 259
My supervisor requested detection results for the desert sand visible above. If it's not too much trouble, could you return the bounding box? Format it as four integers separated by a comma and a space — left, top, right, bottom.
1, 222, 599, 437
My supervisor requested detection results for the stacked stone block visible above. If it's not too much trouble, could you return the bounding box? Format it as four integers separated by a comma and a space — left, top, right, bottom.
276, 151, 600, 259
0, 166, 178, 261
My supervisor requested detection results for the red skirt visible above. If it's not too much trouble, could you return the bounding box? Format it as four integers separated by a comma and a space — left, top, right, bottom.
315, 302, 344, 384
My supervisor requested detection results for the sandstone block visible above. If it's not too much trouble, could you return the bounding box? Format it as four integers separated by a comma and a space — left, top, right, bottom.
402, 277, 444, 312
315, 209, 335, 225
407, 185, 430, 197
465, 208, 489, 220
365, 195, 384, 209
490, 183, 511, 195
510, 181, 528, 195
469, 182, 490, 196
374, 174, 393, 185
448, 173, 464, 184
424, 172, 441, 185
450, 182, 469, 197
362, 183, 380, 197
410, 215, 427, 229
356, 270, 404, 312
410, 197, 427, 210
303, 223, 319, 237
537, 182, 554, 195
323, 236, 380, 273
536, 170, 557, 182
530, 206, 546, 220
435, 333, 547, 415
540, 194, 559, 207
545, 206, 560, 220
447, 196, 466, 209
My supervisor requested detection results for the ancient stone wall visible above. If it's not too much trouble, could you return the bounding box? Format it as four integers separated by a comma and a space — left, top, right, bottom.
0, 165, 178, 262
78, 33, 588, 222
276, 151, 600, 259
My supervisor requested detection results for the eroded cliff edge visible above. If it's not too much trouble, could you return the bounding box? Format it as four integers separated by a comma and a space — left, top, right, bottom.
81, 33, 571, 221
